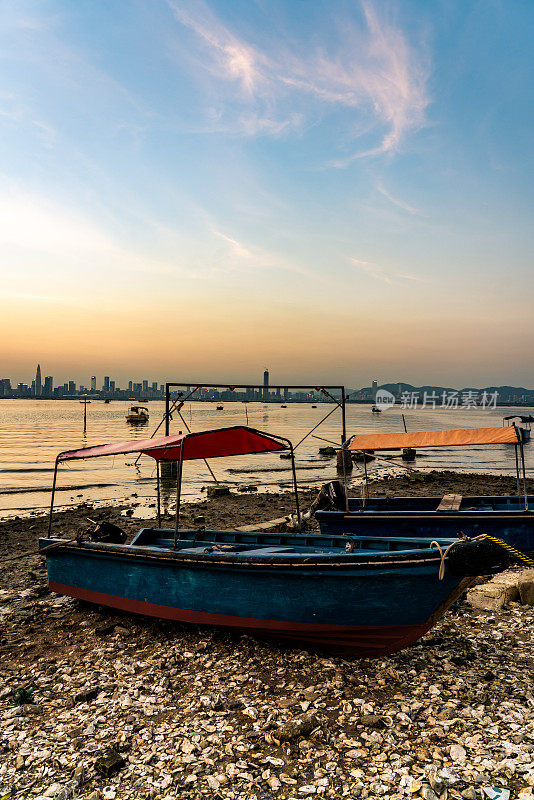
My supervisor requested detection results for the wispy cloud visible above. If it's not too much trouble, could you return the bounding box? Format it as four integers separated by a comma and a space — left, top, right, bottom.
376, 183, 427, 217
327, 2, 429, 163
348, 257, 427, 285
167, 0, 430, 158
209, 227, 311, 277
167, 0, 265, 95
212, 229, 253, 259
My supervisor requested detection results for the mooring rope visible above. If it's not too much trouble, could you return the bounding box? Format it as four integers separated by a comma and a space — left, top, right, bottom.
480, 534, 534, 568
430, 532, 534, 580
429, 539, 460, 580
0, 539, 78, 564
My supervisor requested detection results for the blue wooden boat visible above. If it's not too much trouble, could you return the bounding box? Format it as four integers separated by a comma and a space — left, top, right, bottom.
39, 426, 512, 657
315, 426, 534, 553
315, 495, 534, 552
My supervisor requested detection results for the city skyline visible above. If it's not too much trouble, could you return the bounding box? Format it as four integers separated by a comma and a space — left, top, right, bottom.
2, 363, 534, 401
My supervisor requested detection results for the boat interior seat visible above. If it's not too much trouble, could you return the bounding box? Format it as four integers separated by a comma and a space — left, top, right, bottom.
237, 546, 296, 556
176, 545, 298, 556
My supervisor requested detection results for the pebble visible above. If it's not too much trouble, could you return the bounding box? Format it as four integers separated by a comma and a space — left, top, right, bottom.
451, 744, 467, 762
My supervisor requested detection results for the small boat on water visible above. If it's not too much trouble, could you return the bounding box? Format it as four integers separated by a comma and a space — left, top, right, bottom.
216, 405, 224, 410
40, 426, 513, 657
371, 405, 381, 413
504, 414, 533, 442
125, 405, 149, 423
315, 426, 534, 553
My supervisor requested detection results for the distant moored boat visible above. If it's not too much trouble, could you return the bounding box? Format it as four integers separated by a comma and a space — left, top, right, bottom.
125, 406, 149, 423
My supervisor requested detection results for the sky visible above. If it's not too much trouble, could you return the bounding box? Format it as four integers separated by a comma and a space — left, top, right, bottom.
1, 0, 534, 389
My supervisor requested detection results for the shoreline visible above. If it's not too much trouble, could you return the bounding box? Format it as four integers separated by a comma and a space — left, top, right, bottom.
2, 465, 533, 521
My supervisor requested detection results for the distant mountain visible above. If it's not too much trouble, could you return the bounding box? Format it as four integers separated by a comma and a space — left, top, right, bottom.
351, 383, 534, 402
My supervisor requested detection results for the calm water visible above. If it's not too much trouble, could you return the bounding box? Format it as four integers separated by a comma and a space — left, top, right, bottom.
1, 399, 532, 518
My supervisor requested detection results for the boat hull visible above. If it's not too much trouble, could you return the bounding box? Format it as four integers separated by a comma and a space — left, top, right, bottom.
41, 537, 470, 657
316, 496, 534, 553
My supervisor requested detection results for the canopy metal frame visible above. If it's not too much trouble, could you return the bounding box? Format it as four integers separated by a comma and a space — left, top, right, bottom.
343, 423, 529, 511
47, 427, 301, 538
165, 382, 347, 443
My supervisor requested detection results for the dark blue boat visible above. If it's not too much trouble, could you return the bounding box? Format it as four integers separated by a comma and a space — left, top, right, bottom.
315, 495, 534, 552
39, 426, 512, 657
316, 426, 534, 553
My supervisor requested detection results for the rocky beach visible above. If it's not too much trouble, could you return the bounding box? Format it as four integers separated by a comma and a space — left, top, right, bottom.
1, 472, 534, 800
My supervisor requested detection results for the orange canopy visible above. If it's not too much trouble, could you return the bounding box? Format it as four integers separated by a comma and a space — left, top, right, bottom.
58, 426, 288, 462
347, 426, 521, 452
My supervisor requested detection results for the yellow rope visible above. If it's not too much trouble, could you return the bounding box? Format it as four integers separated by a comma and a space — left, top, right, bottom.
480, 534, 534, 568
430, 533, 534, 580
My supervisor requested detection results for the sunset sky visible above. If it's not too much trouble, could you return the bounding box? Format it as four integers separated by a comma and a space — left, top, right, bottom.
1, 0, 533, 388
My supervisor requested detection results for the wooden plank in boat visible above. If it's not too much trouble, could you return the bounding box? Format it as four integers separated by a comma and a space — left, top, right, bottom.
236, 517, 288, 532
437, 494, 462, 511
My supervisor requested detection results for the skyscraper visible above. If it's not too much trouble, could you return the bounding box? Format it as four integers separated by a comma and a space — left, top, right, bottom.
103, 376, 110, 392
91, 376, 96, 391
35, 364, 42, 397
263, 369, 269, 399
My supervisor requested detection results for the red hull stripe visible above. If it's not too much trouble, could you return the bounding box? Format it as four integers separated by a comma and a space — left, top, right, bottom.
49, 581, 432, 656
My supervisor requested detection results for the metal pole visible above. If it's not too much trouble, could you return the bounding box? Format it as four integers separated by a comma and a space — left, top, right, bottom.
83, 399, 87, 434
341, 442, 349, 512
293, 404, 339, 451
48, 457, 60, 537
515, 442, 521, 498
520, 440, 528, 511
315, 386, 343, 410
402, 414, 407, 433
165, 384, 170, 436
156, 460, 161, 528
174, 445, 185, 549
362, 452, 369, 507
341, 387, 346, 443
289, 444, 301, 529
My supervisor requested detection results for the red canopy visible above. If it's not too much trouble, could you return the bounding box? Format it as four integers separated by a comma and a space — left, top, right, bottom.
57, 426, 288, 462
